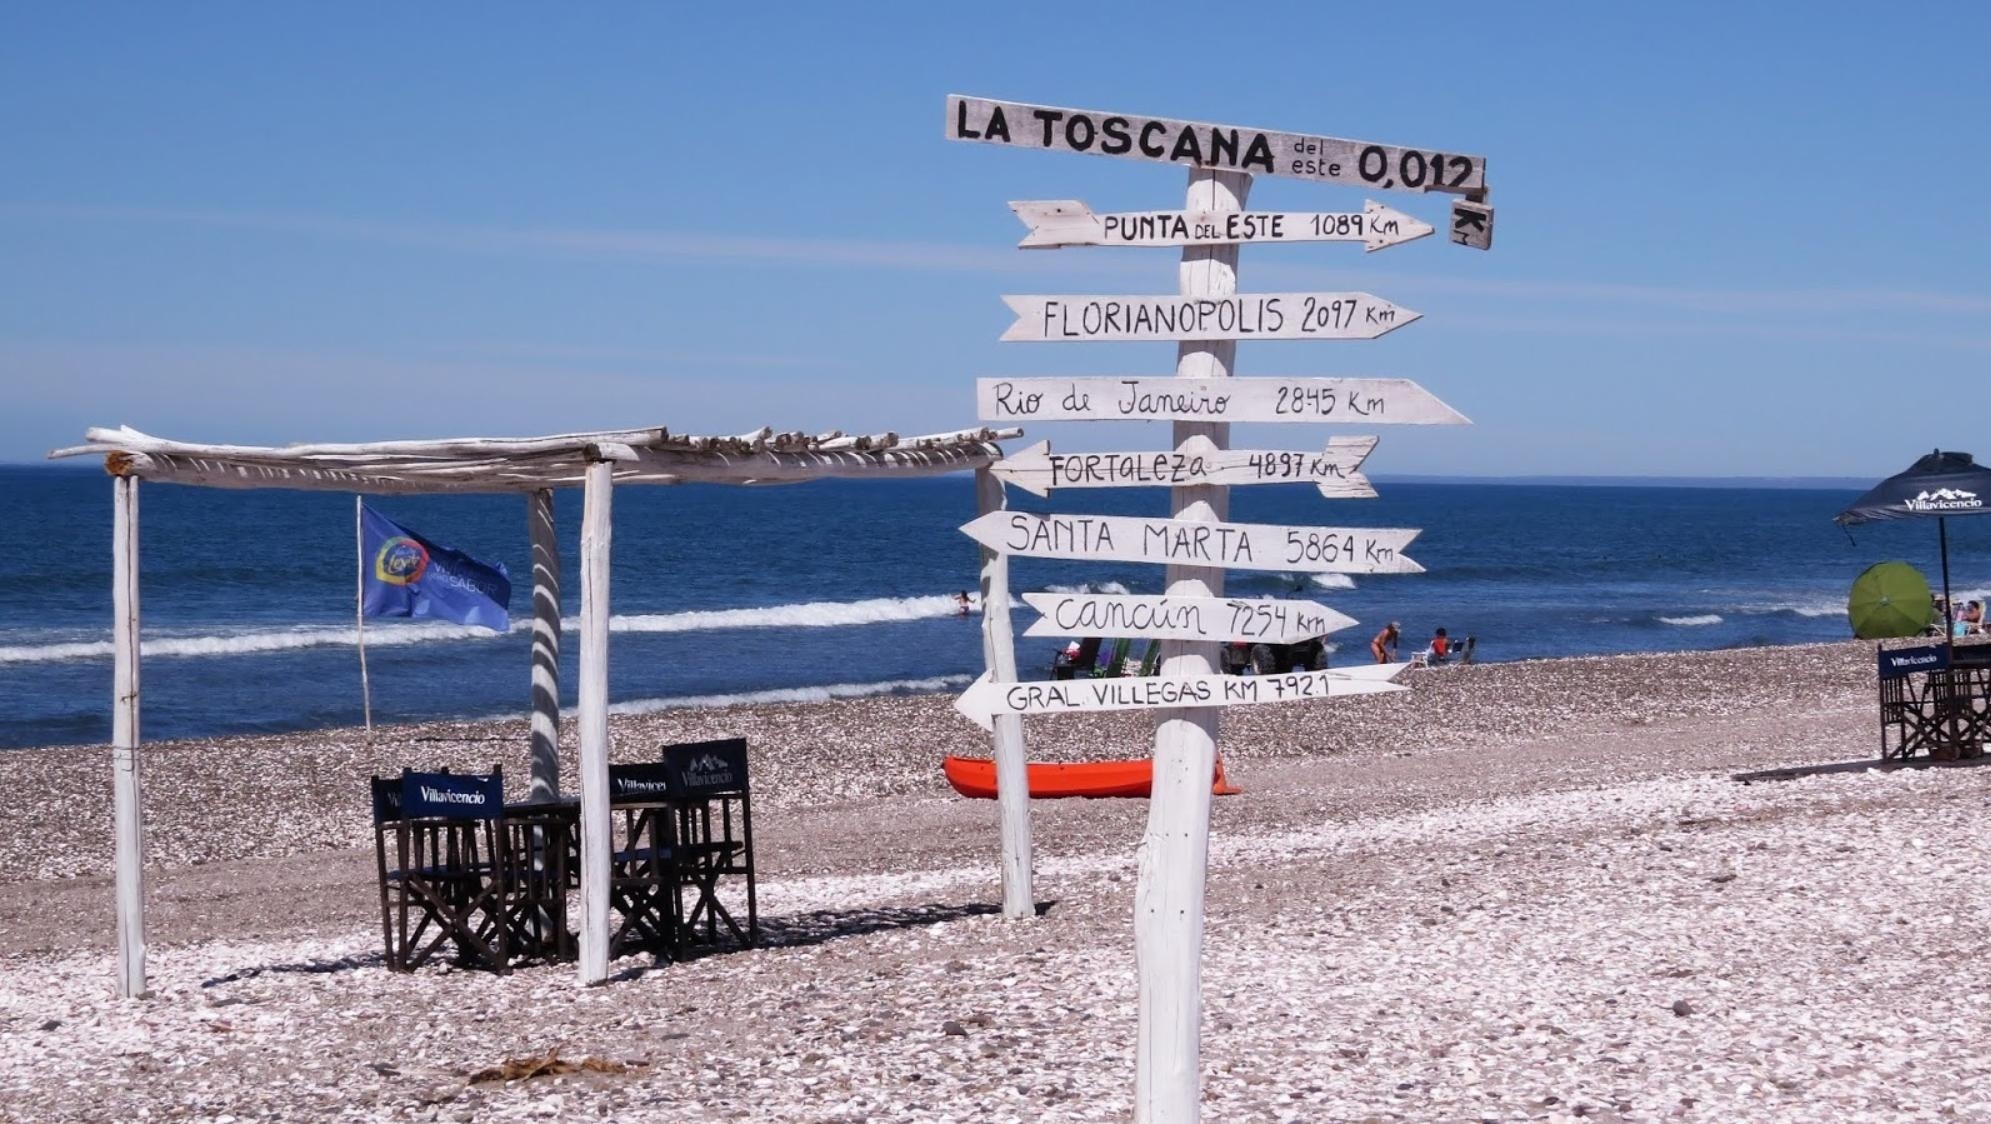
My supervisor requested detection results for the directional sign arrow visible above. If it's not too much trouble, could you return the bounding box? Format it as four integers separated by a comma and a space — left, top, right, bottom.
946, 95, 1488, 197
1020, 592, 1357, 644
991, 435, 1376, 499
976, 376, 1467, 426
1001, 292, 1419, 342
958, 511, 1422, 574
952, 665, 1409, 731
1013, 199, 1433, 252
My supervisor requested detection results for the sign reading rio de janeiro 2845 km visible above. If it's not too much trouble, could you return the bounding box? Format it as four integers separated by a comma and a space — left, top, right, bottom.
976, 376, 1466, 425
948, 95, 1486, 194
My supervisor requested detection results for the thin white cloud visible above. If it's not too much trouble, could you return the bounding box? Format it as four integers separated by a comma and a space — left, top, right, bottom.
5, 200, 1989, 321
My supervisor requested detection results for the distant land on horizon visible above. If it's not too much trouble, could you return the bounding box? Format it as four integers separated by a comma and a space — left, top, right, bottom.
5, 459, 1874, 491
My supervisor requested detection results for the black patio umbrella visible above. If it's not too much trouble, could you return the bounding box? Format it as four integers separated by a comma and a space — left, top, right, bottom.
1836, 449, 1991, 644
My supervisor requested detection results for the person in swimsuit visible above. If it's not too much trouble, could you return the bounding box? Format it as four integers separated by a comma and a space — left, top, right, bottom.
1370, 621, 1400, 664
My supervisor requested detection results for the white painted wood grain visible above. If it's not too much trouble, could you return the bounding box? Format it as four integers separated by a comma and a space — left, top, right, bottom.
976, 376, 1465, 426
947, 95, 1487, 195
1013, 199, 1432, 251
1000, 292, 1419, 342
1020, 592, 1355, 644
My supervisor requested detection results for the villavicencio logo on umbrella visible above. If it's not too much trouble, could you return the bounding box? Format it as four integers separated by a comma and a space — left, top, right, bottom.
1905, 487, 1981, 513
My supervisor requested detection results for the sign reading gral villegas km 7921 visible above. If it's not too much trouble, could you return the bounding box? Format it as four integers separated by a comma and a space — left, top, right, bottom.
948, 95, 1486, 195
953, 664, 1407, 730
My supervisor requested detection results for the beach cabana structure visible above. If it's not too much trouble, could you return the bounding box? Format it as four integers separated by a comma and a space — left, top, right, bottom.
50, 421, 1025, 998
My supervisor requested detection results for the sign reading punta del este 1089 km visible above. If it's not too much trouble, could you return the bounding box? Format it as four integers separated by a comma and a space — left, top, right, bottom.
1012, 200, 1433, 251
948, 95, 1485, 195
1020, 592, 1356, 645
953, 664, 1406, 729
977, 375, 1466, 425
992, 435, 1376, 498
960, 511, 1421, 574
1001, 292, 1417, 342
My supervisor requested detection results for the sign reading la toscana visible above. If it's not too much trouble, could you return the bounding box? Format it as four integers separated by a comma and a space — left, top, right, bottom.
948, 95, 1486, 195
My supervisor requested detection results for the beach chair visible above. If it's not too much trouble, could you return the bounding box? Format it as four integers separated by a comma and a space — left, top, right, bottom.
660, 737, 758, 951
605, 762, 682, 958
374, 767, 508, 972
491, 789, 575, 965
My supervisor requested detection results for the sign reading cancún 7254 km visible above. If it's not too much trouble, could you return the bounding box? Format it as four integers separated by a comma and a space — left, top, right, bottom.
948, 95, 1487, 195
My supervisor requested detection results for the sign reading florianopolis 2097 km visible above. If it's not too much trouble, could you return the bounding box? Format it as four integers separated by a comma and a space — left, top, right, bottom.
948, 94, 1486, 195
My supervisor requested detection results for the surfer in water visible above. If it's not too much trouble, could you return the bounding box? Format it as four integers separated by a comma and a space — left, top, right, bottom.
955, 591, 973, 615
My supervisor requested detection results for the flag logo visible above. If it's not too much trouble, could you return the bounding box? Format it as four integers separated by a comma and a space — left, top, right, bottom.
373, 536, 431, 585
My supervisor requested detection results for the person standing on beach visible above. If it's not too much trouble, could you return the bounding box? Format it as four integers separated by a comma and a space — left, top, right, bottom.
1371, 621, 1400, 664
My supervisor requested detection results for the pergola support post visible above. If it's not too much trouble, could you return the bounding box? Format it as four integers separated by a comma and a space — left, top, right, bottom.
1136, 167, 1250, 1123
575, 460, 614, 984
527, 488, 562, 800
111, 472, 147, 999
974, 466, 1033, 919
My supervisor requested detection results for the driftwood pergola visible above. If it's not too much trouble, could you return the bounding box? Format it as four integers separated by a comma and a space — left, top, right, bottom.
50, 421, 1022, 997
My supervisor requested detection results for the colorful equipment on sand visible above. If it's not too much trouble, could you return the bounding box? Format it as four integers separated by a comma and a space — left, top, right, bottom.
942, 755, 1241, 800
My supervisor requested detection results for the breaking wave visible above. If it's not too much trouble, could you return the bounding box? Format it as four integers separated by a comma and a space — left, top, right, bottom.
605, 674, 972, 715
1042, 582, 1132, 595
1658, 614, 1724, 627
0, 595, 977, 665
608, 595, 969, 633
1310, 574, 1357, 590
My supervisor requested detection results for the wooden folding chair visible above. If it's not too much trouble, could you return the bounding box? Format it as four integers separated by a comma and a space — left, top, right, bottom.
389, 768, 509, 971
661, 738, 758, 951
606, 763, 681, 959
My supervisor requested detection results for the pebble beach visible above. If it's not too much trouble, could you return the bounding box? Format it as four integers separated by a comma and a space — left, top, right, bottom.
5, 640, 1990, 1122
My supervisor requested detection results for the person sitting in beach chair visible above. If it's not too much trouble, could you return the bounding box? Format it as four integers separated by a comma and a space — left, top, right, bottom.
1412, 627, 1451, 668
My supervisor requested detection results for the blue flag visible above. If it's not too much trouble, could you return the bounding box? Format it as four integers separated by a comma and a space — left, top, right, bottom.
359, 505, 511, 630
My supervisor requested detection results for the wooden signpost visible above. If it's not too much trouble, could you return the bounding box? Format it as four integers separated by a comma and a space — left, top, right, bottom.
947, 92, 1487, 1123
1020, 592, 1356, 644
1000, 292, 1419, 342
1014, 199, 1433, 251
991, 435, 1376, 498
959, 511, 1421, 573
976, 375, 1467, 425
953, 664, 1406, 730
949, 95, 1486, 194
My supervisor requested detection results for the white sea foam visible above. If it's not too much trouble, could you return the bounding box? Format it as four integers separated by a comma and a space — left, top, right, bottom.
0, 621, 506, 664
1042, 582, 1132, 596
1658, 614, 1724, 627
0, 594, 977, 665
602, 674, 972, 715
1310, 574, 1357, 590
605, 595, 968, 634
1742, 599, 1842, 618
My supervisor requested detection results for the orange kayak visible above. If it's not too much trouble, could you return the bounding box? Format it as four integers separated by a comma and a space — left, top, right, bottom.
943, 755, 1241, 800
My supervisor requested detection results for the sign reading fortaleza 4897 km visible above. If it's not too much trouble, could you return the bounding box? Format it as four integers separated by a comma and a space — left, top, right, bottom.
958, 511, 1422, 574
1001, 292, 1418, 342
948, 95, 1486, 195
953, 665, 1407, 730
992, 435, 1377, 498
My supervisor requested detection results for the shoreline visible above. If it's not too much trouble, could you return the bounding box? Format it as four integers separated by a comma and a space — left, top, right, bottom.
5, 631, 1881, 759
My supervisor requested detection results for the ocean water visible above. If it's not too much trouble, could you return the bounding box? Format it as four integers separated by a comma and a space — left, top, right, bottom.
0, 466, 1983, 750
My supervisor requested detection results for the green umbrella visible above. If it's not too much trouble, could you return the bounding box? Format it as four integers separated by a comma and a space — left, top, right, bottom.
1847, 561, 1934, 639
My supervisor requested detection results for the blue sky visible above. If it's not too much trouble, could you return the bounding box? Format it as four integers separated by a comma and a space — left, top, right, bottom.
3, 2, 1986, 475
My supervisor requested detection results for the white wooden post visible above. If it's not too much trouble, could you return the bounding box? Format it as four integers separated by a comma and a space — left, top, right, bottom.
527, 488, 562, 800
111, 472, 147, 999
1136, 167, 1251, 1123
576, 461, 614, 984
974, 466, 1033, 919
